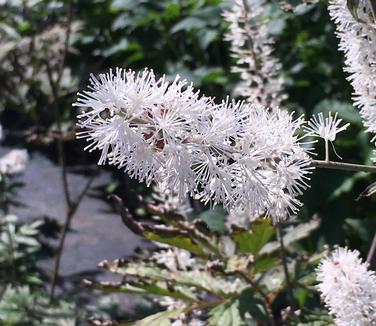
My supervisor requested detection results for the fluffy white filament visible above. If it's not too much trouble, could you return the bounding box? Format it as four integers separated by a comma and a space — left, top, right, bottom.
222, 0, 286, 107
305, 112, 349, 142
328, 0, 376, 159
74, 68, 311, 222
316, 247, 376, 325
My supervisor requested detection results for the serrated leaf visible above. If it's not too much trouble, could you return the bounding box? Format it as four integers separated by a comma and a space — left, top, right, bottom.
232, 219, 274, 255
143, 230, 205, 256
133, 309, 184, 326
252, 256, 279, 274
101, 260, 232, 297
198, 206, 226, 232
113, 196, 205, 256
209, 299, 243, 326
261, 219, 320, 255
84, 280, 196, 301
208, 289, 269, 326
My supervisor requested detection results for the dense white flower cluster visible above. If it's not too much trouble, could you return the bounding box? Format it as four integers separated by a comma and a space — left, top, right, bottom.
316, 247, 376, 325
75, 68, 311, 222
222, 0, 286, 107
328, 0, 376, 159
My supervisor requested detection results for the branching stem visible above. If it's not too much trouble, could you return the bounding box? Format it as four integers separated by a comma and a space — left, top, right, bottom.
46, 0, 98, 302
49, 174, 95, 302
235, 270, 276, 325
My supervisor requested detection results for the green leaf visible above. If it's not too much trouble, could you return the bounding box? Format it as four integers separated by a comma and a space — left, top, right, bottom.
143, 230, 205, 256
208, 298, 243, 326
100, 260, 233, 297
171, 17, 206, 33
313, 99, 361, 126
198, 29, 218, 49
197, 206, 226, 232
232, 219, 274, 255
285, 308, 334, 325
261, 219, 320, 255
84, 280, 196, 301
252, 256, 279, 274
114, 197, 205, 256
208, 289, 269, 326
134, 309, 183, 326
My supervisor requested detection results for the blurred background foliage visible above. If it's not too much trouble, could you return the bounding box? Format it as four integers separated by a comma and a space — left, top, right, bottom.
0, 0, 375, 324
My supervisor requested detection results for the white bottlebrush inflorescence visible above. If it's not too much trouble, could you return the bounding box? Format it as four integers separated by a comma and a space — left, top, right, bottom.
316, 247, 376, 325
75, 68, 311, 222
328, 0, 376, 159
222, 0, 286, 107
305, 112, 350, 142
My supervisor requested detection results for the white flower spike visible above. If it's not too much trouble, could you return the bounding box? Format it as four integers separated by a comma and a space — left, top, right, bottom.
223, 0, 286, 107
316, 247, 376, 326
328, 0, 376, 160
75, 67, 311, 222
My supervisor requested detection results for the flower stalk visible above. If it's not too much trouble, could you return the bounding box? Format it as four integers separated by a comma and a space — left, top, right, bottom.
312, 160, 376, 174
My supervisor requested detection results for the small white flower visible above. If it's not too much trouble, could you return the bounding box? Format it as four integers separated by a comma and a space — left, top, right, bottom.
0, 149, 29, 175
305, 112, 349, 142
316, 247, 376, 325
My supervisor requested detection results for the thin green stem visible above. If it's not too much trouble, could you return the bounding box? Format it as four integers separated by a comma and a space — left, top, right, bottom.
183, 299, 227, 315
311, 160, 376, 174
49, 174, 95, 302
367, 233, 376, 270
324, 139, 329, 162
6, 223, 17, 285
235, 270, 276, 325
276, 225, 294, 309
